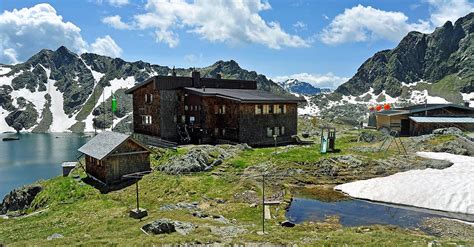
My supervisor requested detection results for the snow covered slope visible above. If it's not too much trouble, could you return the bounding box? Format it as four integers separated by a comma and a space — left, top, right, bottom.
335, 152, 474, 215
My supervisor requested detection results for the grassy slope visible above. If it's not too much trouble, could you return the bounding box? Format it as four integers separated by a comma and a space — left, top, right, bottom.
0, 132, 472, 246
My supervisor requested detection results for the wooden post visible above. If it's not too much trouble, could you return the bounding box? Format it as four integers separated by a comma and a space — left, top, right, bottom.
262, 173, 265, 234
136, 179, 140, 211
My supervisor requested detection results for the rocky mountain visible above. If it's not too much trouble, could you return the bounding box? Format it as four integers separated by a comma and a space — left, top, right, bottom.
0, 47, 285, 133
336, 12, 474, 103
299, 13, 474, 125
277, 79, 322, 95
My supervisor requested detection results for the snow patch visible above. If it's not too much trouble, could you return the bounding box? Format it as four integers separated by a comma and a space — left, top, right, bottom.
48, 80, 77, 132
335, 152, 474, 215
0, 106, 15, 132
0, 66, 12, 76
462, 92, 474, 107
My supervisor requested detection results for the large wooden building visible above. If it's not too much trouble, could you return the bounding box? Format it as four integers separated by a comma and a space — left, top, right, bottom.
78, 131, 151, 184
376, 104, 474, 136
125, 71, 304, 146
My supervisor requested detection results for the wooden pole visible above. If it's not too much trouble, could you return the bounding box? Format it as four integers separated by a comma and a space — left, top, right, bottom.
136, 180, 140, 211
262, 173, 265, 234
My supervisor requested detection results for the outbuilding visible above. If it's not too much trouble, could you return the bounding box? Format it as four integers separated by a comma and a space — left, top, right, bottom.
78, 131, 151, 184
376, 104, 474, 136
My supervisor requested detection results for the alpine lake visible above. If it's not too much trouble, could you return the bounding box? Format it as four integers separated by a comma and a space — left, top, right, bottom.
0, 132, 91, 198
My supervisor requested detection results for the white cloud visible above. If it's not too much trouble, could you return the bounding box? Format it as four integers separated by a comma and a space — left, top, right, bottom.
91, 35, 123, 57
102, 15, 131, 29
426, 0, 474, 26
0, 3, 88, 63
321, 1, 473, 45
108, 0, 129, 7
104, 0, 309, 49
0, 4, 123, 64
273, 72, 349, 89
184, 53, 203, 63
293, 21, 307, 32
320, 5, 432, 45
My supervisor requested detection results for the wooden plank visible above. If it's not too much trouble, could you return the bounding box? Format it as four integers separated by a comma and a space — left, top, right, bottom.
109, 151, 150, 157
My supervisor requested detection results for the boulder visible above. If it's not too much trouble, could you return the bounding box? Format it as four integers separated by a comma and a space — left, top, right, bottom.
358, 131, 379, 143
142, 219, 195, 235
1, 184, 42, 215
281, 220, 296, 227
433, 141, 468, 155
47, 233, 64, 241
423, 160, 453, 170
432, 127, 463, 136
142, 219, 176, 234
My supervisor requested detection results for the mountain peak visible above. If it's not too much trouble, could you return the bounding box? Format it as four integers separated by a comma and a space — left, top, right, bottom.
278, 78, 321, 96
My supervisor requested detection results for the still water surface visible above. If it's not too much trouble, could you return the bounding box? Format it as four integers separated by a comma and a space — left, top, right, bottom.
0, 133, 90, 198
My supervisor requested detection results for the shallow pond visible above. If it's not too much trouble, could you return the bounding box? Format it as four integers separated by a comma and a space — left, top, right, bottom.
286, 187, 474, 229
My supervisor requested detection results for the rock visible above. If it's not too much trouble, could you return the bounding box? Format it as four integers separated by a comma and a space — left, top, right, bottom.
173, 221, 196, 235
233, 190, 259, 204
157, 145, 245, 174
433, 141, 468, 155
281, 220, 296, 227
47, 233, 64, 240
215, 198, 226, 204
210, 225, 246, 237
423, 160, 453, 169
142, 219, 176, 234
160, 202, 199, 211
432, 127, 463, 136
1, 184, 42, 215
357, 131, 379, 142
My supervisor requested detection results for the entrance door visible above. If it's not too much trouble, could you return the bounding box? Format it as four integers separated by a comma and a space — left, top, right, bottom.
400, 119, 410, 136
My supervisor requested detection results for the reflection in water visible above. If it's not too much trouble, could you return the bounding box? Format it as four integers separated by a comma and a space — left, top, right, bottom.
286, 197, 474, 228
0, 133, 90, 198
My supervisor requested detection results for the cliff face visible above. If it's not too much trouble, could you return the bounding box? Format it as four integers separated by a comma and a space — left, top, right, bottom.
336, 12, 474, 97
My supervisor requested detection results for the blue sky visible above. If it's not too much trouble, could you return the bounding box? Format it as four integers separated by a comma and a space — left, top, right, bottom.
1, 0, 473, 88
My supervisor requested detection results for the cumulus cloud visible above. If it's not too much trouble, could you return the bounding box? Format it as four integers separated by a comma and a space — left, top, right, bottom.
104, 0, 309, 49
0, 3, 88, 63
107, 0, 129, 7
273, 72, 349, 89
321, 1, 473, 45
293, 21, 307, 32
0, 4, 122, 64
91, 35, 123, 57
320, 5, 431, 45
102, 15, 131, 29
426, 0, 474, 26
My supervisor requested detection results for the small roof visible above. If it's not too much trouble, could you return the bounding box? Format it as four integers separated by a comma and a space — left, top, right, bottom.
78, 131, 148, 160
409, 116, 474, 124
184, 87, 304, 103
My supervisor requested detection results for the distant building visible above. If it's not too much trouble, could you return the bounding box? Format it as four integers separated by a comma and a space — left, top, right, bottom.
376, 104, 474, 136
78, 131, 151, 184
125, 70, 304, 146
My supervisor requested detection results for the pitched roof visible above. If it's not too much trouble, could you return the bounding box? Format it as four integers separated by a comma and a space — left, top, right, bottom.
78, 131, 147, 160
184, 87, 304, 103
409, 116, 474, 123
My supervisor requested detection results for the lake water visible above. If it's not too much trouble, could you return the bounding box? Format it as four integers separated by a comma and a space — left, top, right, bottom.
0, 133, 90, 198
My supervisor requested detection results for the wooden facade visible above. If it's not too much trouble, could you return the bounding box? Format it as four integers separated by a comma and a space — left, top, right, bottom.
79, 132, 151, 185
126, 71, 303, 146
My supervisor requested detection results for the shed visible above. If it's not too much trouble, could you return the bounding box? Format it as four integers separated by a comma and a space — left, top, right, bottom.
409, 116, 474, 135
78, 131, 151, 184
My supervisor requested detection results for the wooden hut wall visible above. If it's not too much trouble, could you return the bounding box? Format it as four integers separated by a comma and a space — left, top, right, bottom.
103, 139, 150, 183
85, 155, 107, 182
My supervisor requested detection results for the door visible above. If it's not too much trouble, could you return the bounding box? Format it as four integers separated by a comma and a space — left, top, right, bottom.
400, 119, 410, 136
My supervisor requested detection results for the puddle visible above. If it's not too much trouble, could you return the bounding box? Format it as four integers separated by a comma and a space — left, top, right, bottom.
286, 188, 474, 229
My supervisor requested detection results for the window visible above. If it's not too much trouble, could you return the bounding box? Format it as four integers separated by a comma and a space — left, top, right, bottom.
222, 128, 226, 136
255, 105, 263, 115
281, 126, 285, 135
274, 127, 280, 136
214, 105, 219, 114
220, 105, 226, 114
273, 105, 279, 114
145, 94, 153, 103
181, 115, 186, 124
266, 127, 273, 137
190, 116, 195, 124
278, 105, 284, 114
263, 105, 269, 114
185, 105, 189, 111
214, 128, 219, 136
141, 115, 152, 125
283, 104, 287, 114
268, 105, 274, 114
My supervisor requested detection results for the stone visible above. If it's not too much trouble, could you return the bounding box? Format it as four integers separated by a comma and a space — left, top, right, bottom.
423, 160, 453, 169
47, 233, 64, 240
1, 184, 42, 215
432, 127, 463, 136
433, 141, 468, 155
142, 219, 176, 234
281, 220, 296, 227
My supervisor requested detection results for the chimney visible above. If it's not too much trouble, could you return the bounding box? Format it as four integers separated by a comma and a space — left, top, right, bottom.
191, 69, 201, 87
216, 73, 222, 79
171, 66, 176, 76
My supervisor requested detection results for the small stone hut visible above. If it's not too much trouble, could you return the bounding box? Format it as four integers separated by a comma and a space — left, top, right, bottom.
78, 131, 151, 184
